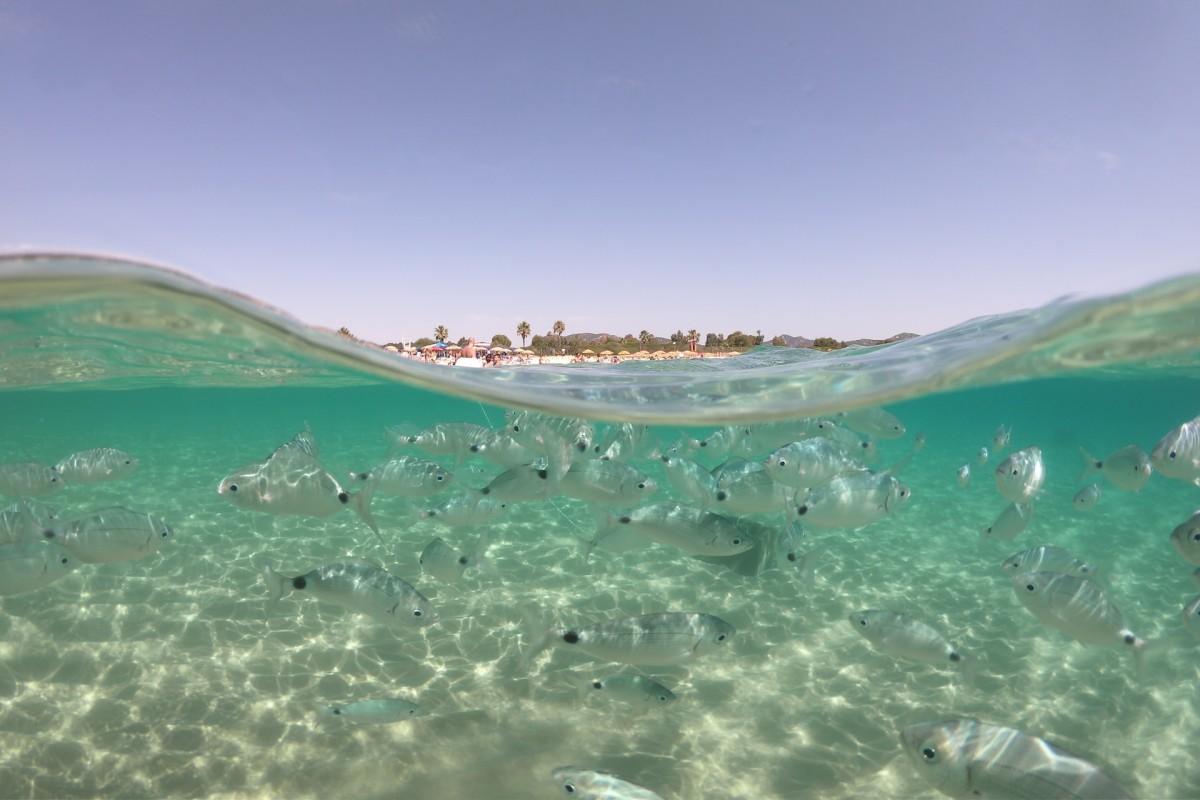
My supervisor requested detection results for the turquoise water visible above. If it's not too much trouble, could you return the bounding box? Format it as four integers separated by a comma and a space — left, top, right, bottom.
1, 255, 1199, 799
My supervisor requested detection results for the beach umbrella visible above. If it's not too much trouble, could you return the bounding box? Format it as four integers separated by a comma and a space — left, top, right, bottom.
599, 350, 613, 355
581, 349, 595, 354
447, 344, 462, 351
617, 350, 630, 356
490, 346, 511, 353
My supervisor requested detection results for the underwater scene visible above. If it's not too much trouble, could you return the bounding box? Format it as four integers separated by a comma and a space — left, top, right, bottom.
1, 254, 1200, 799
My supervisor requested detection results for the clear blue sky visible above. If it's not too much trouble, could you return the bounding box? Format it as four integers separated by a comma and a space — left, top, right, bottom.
2, 2, 1197, 344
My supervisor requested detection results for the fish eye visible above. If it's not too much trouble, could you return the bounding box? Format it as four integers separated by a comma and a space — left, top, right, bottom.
43, 529, 55, 539
592, 681, 602, 689
161, 529, 169, 538
436, 474, 444, 481
124, 459, 131, 464
469, 445, 479, 452
1026, 583, 1036, 592
458, 556, 468, 565
637, 482, 645, 489
732, 538, 741, 545
787, 552, 797, 562
660, 455, 670, 462
861, 441, 869, 449
537, 469, 549, 480
699, 440, 707, 447
717, 634, 727, 642
859, 619, 868, 626
716, 491, 727, 501
512, 425, 520, 433
228, 483, 238, 492
60, 556, 68, 565
1011, 469, 1018, 476
1192, 532, 1200, 542
1170, 450, 1177, 459
659, 695, 668, 702
563, 784, 576, 794
922, 746, 937, 761
337, 492, 349, 503
412, 609, 423, 617
778, 460, 786, 467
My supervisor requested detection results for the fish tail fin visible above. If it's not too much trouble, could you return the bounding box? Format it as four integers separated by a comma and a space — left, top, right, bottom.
350, 488, 383, 542
262, 564, 289, 605
1078, 447, 1102, 481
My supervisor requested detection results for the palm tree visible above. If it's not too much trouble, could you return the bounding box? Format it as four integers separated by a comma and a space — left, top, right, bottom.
688, 329, 699, 351
516, 321, 531, 347
639, 330, 653, 349
434, 325, 448, 343
552, 320, 566, 350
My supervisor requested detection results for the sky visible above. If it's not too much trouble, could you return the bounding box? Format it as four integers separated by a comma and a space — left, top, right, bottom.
2, 1, 1198, 345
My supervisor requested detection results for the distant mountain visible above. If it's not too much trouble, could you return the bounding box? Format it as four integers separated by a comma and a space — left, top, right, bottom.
775, 332, 918, 348
776, 334, 814, 347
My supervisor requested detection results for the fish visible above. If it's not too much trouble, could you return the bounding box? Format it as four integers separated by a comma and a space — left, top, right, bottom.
54, 448, 139, 484
591, 503, 756, 558
977, 446, 989, 465
418, 533, 491, 583
1011, 571, 1146, 652
582, 673, 677, 707
848, 610, 964, 667
956, 464, 970, 488
655, 450, 720, 507
1150, 415, 1200, 485
993, 424, 1012, 451
526, 612, 735, 667
836, 406, 906, 440
984, 503, 1032, 542
55, 507, 173, 563
710, 460, 791, 515
900, 718, 1131, 799
795, 471, 911, 529
550, 767, 665, 800
352, 455, 452, 497
1183, 596, 1200, 638
419, 491, 507, 527
507, 410, 594, 456
994, 446, 1045, 503
592, 423, 647, 462
558, 460, 657, 505
475, 430, 539, 468
0, 540, 76, 595
1072, 484, 1102, 510
1001, 545, 1096, 578
321, 698, 424, 724
0, 461, 62, 498
262, 561, 435, 627
763, 438, 867, 491
1168, 510, 1200, 565
478, 463, 556, 503
387, 422, 491, 459
0, 499, 59, 545
217, 430, 378, 538
1078, 445, 1152, 492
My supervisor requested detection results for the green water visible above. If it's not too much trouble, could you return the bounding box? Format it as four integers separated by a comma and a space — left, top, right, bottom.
2, 257, 1200, 799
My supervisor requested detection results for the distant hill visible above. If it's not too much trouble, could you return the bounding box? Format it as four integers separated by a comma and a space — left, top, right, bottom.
549, 331, 919, 348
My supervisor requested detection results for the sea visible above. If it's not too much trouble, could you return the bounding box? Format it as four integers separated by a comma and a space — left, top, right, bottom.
0, 253, 1198, 799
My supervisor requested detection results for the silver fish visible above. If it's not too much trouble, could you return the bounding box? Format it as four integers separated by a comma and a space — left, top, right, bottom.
1001, 545, 1095, 578
796, 471, 910, 529
1072, 484, 1101, 510
475, 430, 539, 468
901, 718, 1131, 799
982, 502, 1034, 541
956, 464, 971, 488
994, 446, 1045, 503
479, 463, 556, 503
559, 460, 657, 505
1151, 415, 1200, 485
507, 410, 594, 456
837, 406, 906, 440
1012, 571, 1145, 652
1183, 596, 1200, 638
0, 500, 59, 545
419, 491, 507, 527
54, 448, 139, 484
849, 610, 964, 667
263, 561, 435, 627
1169, 510, 1200, 565
1079, 445, 1151, 492
322, 697, 424, 724
0, 540, 75, 595
418, 533, 490, 584
353, 455, 452, 498
550, 767, 664, 800
218, 431, 377, 537
387, 422, 490, 458
0, 461, 62, 498
56, 507, 173, 563
977, 446, 989, 465
993, 424, 1012, 451
592, 423, 647, 462
528, 612, 735, 667
764, 438, 867, 491
592, 503, 756, 558
583, 673, 676, 707
655, 450, 719, 507
711, 460, 790, 515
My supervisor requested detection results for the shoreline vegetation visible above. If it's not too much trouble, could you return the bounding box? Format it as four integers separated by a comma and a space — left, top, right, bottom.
335, 323, 918, 363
